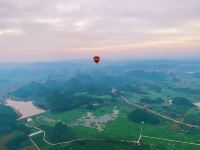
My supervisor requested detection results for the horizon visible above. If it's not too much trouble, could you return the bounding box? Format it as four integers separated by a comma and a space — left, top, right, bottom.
1, 58, 200, 64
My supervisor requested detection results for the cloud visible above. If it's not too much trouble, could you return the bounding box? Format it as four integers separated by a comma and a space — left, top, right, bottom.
0, 28, 23, 36
0, 0, 200, 62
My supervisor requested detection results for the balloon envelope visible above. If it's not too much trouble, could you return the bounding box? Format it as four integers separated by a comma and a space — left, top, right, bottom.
93, 56, 100, 64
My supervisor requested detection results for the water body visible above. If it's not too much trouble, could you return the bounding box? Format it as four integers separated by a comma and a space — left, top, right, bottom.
194, 102, 200, 108
6, 99, 45, 119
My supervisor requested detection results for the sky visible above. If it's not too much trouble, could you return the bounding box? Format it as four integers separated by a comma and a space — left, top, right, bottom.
0, 0, 200, 62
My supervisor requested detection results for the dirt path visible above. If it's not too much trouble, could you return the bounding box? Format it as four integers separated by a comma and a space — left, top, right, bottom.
142, 135, 200, 146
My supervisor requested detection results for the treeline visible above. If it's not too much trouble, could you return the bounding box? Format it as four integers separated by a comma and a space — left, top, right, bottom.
0, 105, 31, 150
10, 74, 116, 112
49, 140, 155, 150
40, 122, 75, 143
47, 91, 107, 111
11, 70, 174, 100
172, 97, 195, 107
170, 87, 200, 95
120, 84, 148, 94
9, 71, 178, 112
140, 97, 164, 104
0, 104, 17, 135
145, 83, 162, 93
125, 70, 168, 81
11, 77, 111, 99
128, 109, 162, 124
6, 135, 29, 150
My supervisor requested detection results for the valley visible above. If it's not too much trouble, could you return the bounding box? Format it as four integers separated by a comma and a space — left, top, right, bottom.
0, 61, 200, 150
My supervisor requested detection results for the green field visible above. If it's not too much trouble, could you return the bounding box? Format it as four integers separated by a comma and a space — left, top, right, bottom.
1, 61, 200, 149
24, 100, 200, 150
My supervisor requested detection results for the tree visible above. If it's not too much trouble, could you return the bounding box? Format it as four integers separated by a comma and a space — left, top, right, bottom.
129, 109, 161, 124
51, 122, 75, 142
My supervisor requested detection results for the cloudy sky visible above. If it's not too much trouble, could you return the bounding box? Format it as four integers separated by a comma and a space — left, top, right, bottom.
0, 0, 200, 62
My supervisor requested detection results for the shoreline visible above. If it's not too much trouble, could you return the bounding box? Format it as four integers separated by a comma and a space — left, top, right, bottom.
194, 102, 200, 108
5, 99, 46, 119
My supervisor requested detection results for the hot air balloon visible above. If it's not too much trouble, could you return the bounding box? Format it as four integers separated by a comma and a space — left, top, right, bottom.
93, 56, 100, 64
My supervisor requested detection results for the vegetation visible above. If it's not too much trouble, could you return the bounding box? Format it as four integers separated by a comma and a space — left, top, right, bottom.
50, 122, 75, 142
126, 70, 168, 81
49, 140, 151, 150
140, 97, 164, 104
121, 84, 148, 94
40, 122, 75, 143
170, 87, 200, 95
16, 124, 31, 135
172, 97, 194, 107
128, 109, 162, 124
6, 135, 29, 150
1, 61, 200, 150
0, 104, 17, 136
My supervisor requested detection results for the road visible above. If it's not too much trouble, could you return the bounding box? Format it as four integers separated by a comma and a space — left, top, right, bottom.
22, 95, 200, 149
142, 135, 200, 146
25, 123, 138, 148
120, 96, 200, 129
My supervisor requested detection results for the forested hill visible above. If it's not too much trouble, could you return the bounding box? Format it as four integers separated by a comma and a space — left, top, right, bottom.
9, 73, 117, 111
0, 104, 17, 136
8, 69, 179, 112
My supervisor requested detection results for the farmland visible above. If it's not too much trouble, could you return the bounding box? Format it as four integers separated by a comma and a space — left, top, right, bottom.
0, 61, 200, 149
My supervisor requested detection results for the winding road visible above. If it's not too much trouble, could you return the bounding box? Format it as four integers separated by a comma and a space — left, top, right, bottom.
22, 95, 200, 149
25, 123, 138, 149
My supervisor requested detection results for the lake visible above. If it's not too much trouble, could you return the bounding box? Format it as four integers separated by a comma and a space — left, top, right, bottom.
194, 102, 200, 108
6, 99, 45, 119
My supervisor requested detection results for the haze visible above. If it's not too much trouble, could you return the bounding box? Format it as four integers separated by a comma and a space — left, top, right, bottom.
0, 0, 200, 62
